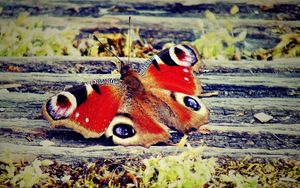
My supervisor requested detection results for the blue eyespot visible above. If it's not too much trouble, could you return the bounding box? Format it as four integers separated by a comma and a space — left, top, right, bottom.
113, 124, 136, 138
183, 96, 201, 111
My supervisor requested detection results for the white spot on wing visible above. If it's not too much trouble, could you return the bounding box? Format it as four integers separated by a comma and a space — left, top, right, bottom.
75, 112, 79, 118
184, 77, 189, 81
183, 68, 189, 73
85, 117, 89, 123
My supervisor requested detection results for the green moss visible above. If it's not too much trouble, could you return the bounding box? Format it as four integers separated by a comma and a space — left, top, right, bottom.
0, 148, 299, 187
139, 146, 216, 188
0, 12, 80, 56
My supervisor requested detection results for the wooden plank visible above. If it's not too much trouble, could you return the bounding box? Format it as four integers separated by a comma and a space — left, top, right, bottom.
0, 15, 299, 50
1, 118, 299, 136
0, 72, 120, 85
1, 72, 299, 89
205, 123, 300, 135
199, 74, 300, 88
0, 92, 299, 124
1, 15, 299, 35
1, 71, 299, 98
1, 92, 299, 111
0, 142, 299, 162
103, 15, 300, 29
1, 0, 300, 21
0, 118, 298, 151
4, 0, 300, 7
202, 58, 300, 73
1, 57, 300, 72
1, 130, 298, 151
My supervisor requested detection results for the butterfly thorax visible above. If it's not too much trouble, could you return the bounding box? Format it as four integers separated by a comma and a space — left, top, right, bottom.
121, 68, 145, 95
123, 74, 145, 95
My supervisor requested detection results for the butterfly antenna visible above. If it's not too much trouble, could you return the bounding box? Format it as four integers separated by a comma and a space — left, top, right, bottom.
93, 35, 123, 70
127, 16, 131, 65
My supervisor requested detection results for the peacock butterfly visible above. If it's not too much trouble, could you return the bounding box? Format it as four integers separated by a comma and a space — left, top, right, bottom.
42, 43, 209, 147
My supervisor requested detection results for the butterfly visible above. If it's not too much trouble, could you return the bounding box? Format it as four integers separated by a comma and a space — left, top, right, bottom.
42, 43, 209, 147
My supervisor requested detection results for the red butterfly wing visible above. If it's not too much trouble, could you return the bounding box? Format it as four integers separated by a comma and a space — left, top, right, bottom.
43, 84, 123, 138
104, 104, 170, 147
43, 79, 170, 146
147, 65, 198, 95
142, 44, 202, 95
139, 44, 209, 133
148, 88, 209, 133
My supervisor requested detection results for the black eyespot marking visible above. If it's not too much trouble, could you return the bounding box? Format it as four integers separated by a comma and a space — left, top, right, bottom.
170, 92, 176, 101
174, 47, 184, 55
174, 47, 188, 62
157, 47, 177, 66
69, 85, 87, 106
113, 124, 136, 138
183, 96, 201, 111
57, 94, 67, 103
56, 94, 70, 107
46, 98, 68, 120
152, 59, 160, 71
46, 100, 51, 113
92, 84, 101, 94
182, 44, 193, 51
116, 113, 132, 119
181, 44, 197, 65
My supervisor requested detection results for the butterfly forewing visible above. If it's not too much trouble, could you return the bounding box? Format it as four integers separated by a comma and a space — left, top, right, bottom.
43, 84, 124, 138
142, 44, 202, 96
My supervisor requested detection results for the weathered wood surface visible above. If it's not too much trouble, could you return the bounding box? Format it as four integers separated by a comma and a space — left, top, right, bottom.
1, 142, 299, 163
1, 71, 300, 89
1, 15, 300, 50
0, 57, 299, 160
1, 92, 300, 123
1, 0, 300, 50
1, 0, 300, 20
0, 0, 299, 161
1, 56, 300, 72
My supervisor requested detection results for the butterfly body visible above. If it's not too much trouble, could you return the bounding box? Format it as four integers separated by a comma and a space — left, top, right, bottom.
43, 44, 209, 147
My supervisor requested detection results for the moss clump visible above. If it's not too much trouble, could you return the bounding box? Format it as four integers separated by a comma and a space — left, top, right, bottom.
0, 149, 299, 187
0, 12, 80, 56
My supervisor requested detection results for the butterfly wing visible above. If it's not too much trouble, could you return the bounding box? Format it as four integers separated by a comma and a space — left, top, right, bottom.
42, 83, 124, 138
101, 71, 171, 146
43, 78, 170, 146
139, 44, 209, 133
104, 102, 170, 147
141, 43, 202, 96
148, 88, 209, 133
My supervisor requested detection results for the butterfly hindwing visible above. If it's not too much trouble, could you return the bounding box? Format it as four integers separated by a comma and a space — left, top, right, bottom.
105, 105, 170, 147
148, 88, 209, 133
137, 44, 209, 133
103, 70, 171, 146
